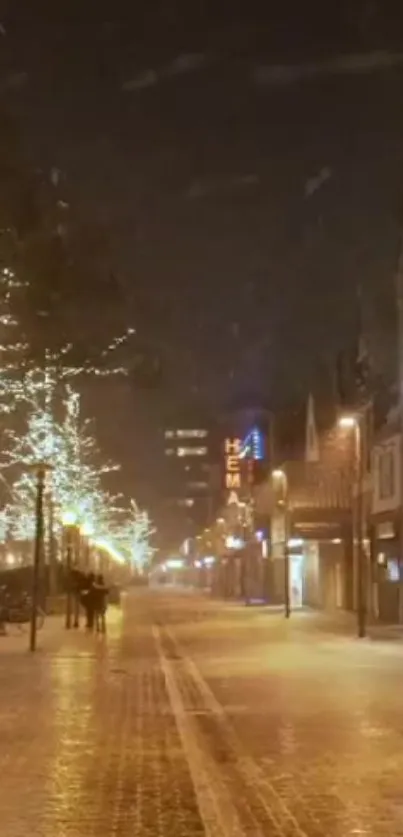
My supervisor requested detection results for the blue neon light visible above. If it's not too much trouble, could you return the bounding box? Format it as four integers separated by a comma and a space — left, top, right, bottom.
240, 426, 264, 460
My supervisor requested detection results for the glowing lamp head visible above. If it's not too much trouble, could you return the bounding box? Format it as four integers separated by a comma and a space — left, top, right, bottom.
338, 415, 357, 429
62, 510, 77, 526
272, 469, 286, 480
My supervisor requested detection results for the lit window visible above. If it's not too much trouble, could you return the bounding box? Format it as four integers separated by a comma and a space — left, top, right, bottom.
165, 430, 174, 438
165, 448, 174, 456
188, 481, 208, 489
177, 446, 207, 457
176, 429, 207, 438
177, 498, 195, 507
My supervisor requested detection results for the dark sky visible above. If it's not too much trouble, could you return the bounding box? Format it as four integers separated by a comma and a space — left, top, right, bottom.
2, 2, 403, 523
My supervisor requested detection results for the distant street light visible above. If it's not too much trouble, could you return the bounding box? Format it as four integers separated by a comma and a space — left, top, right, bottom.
272, 468, 290, 618
338, 414, 366, 638
338, 415, 357, 430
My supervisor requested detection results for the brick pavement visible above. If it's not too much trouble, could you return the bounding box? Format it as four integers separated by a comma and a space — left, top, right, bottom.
157, 593, 403, 837
4, 590, 403, 836
0, 596, 204, 837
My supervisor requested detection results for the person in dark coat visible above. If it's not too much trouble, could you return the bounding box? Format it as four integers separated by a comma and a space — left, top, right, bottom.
80, 572, 96, 631
93, 574, 109, 634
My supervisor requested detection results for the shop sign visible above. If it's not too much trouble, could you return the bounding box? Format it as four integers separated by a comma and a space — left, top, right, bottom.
224, 438, 241, 490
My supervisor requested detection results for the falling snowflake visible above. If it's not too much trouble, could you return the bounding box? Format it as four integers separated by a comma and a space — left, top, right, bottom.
122, 70, 158, 91
304, 166, 332, 198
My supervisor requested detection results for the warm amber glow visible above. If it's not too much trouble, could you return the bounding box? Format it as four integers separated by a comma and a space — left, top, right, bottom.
93, 537, 125, 565
338, 415, 357, 429
224, 437, 241, 491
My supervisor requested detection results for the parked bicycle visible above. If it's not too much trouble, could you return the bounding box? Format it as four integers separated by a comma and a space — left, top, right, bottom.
0, 588, 46, 634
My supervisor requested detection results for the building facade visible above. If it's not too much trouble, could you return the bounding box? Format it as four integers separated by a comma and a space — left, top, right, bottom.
371, 429, 402, 622
267, 458, 353, 611
201, 406, 272, 601
162, 415, 220, 538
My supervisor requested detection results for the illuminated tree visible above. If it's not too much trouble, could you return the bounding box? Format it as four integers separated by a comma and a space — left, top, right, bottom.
0, 266, 30, 414
114, 500, 156, 571
0, 119, 156, 561
0, 382, 156, 568
1, 383, 121, 542
0, 260, 157, 563
58, 385, 120, 521
0, 261, 136, 419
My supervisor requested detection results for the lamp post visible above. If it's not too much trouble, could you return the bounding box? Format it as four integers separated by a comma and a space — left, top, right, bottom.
62, 511, 77, 629
272, 469, 290, 618
47, 486, 58, 597
81, 522, 94, 570
338, 414, 365, 638
30, 463, 51, 652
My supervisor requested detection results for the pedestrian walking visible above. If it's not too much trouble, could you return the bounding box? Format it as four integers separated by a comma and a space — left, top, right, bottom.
94, 573, 109, 634
81, 572, 96, 631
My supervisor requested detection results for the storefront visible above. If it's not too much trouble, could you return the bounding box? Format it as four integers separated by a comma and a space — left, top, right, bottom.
372, 431, 402, 623
373, 517, 400, 623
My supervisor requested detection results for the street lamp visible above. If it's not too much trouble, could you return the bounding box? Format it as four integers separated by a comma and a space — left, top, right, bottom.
29, 462, 52, 652
62, 510, 77, 527
338, 416, 357, 430
338, 413, 365, 638
81, 522, 94, 571
272, 468, 290, 618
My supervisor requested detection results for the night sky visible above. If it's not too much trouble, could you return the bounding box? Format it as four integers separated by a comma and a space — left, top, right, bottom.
2, 2, 403, 528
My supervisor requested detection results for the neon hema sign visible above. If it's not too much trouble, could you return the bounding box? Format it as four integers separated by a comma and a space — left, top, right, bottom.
225, 438, 241, 489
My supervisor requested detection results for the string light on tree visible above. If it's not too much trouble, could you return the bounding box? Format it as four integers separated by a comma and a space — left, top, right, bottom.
1, 384, 121, 542
0, 265, 156, 561
112, 500, 156, 571
0, 266, 136, 417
